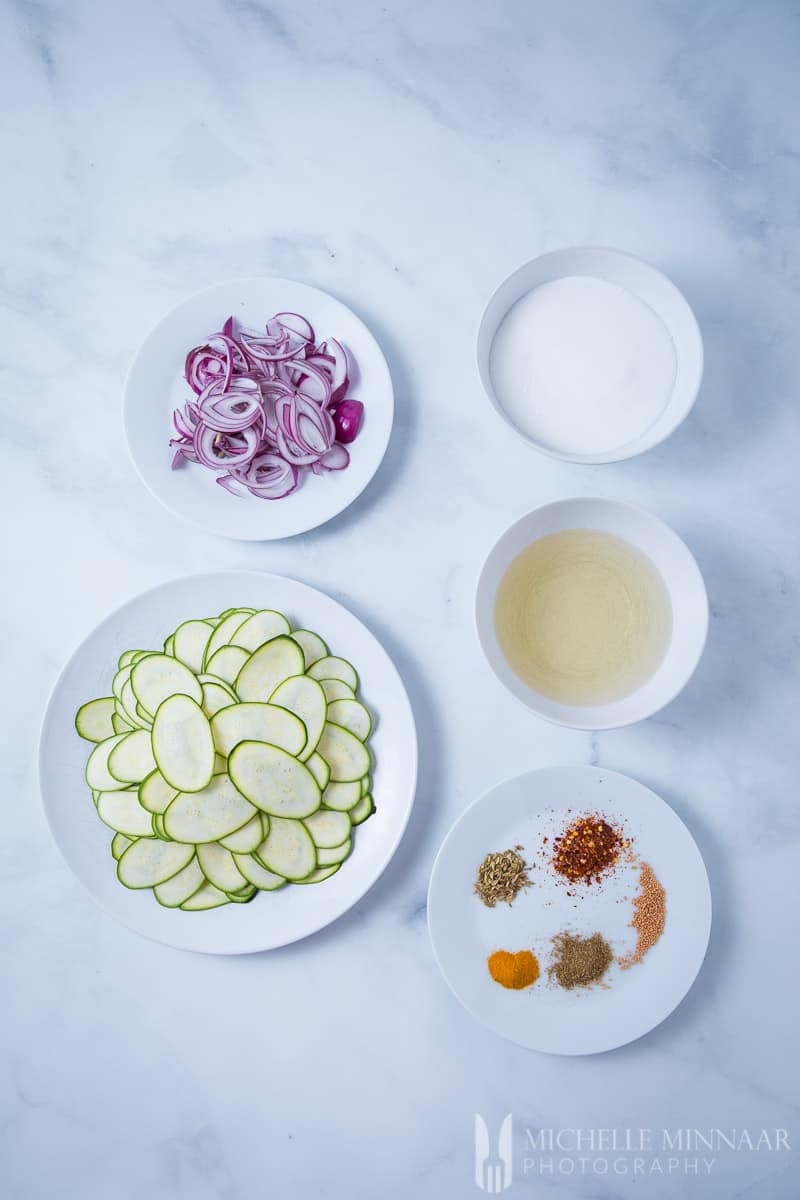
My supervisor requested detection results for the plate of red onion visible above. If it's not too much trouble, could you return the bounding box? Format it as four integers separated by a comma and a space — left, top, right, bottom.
124, 278, 393, 539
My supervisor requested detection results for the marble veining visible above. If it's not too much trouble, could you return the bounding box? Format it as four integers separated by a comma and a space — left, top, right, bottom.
2, 1, 799, 1196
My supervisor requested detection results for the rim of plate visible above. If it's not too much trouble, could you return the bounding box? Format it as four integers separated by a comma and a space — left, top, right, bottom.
427, 765, 712, 1054
123, 277, 394, 540
38, 571, 417, 954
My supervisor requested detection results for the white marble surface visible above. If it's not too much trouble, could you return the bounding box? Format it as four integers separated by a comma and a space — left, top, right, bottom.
3, 1, 799, 1196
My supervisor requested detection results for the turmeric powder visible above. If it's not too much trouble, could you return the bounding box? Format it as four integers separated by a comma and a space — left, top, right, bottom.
487, 949, 540, 989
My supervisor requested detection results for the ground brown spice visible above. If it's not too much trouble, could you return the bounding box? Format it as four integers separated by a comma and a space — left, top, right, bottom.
619, 861, 666, 969
474, 847, 531, 907
551, 814, 627, 885
549, 931, 613, 990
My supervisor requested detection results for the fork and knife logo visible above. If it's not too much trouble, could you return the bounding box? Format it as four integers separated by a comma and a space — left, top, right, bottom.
475, 1113, 513, 1192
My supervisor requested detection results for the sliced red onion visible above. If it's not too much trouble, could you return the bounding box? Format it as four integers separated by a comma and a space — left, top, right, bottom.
171, 309, 363, 500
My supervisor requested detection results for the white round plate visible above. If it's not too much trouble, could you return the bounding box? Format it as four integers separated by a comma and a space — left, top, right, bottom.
477, 246, 703, 464
428, 767, 711, 1054
39, 572, 417, 954
476, 498, 708, 730
124, 278, 394, 540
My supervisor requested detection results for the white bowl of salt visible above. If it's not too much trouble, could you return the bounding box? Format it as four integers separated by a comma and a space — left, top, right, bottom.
477, 247, 703, 464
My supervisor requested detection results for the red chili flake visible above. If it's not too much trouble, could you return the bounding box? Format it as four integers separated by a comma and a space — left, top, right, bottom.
550, 813, 625, 885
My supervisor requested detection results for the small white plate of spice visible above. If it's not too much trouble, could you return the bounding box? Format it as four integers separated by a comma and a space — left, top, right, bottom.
427, 766, 711, 1054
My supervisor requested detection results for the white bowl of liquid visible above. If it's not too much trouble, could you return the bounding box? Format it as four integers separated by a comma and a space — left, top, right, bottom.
475, 498, 708, 729
477, 247, 703, 463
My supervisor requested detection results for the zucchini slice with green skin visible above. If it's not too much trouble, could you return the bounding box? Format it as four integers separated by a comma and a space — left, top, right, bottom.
139, 769, 178, 815
112, 664, 132, 701
317, 723, 370, 782
269, 675, 326, 761
163, 776, 256, 844
205, 645, 249, 686
85, 734, 129, 792
321, 779, 362, 812
236, 636, 304, 703
294, 864, 341, 884
118, 650, 138, 669
306, 752, 330, 792
232, 852, 286, 890
152, 694, 215, 793
230, 609, 290, 652
218, 812, 265, 853
111, 833, 133, 861
131, 653, 202, 715
349, 794, 374, 825
96, 789, 155, 838
107, 729, 157, 784
112, 712, 134, 735
201, 680, 237, 717
303, 809, 351, 849
152, 813, 170, 840
317, 838, 352, 867
360, 775, 370, 797
256, 816, 316, 880
210, 702, 306, 759
290, 629, 327, 668
75, 697, 116, 743
197, 842, 248, 893
180, 880, 230, 911
307, 656, 358, 691
225, 884, 257, 903
117, 839, 194, 889
326, 699, 372, 741
163, 634, 175, 655
120, 679, 151, 729
228, 741, 321, 818
153, 856, 204, 908
173, 619, 214, 673
202, 610, 251, 667
319, 678, 355, 704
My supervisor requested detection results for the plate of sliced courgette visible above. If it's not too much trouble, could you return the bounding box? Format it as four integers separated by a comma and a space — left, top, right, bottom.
39, 572, 417, 953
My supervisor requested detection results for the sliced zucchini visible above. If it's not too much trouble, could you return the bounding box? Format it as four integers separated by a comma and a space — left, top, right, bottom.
163, 634, 175, 655
326, 699, 372, 741
317, 838, 352, 867
173, 619, 214, 673
153, 856, 204, 908
85, 734, 128, 792
111, 832, 133, 861
360, 775, 370, 797
269, 675, 326, 761
317, 722, 370, 782
112, 712, 134, 735
197, 842, 248, 893
117, 839, 194, 889
294, 864, 341, 884
152, 694, 215, 793
163, 776, 256, 844
322, 779, 362, 811
107, 729, 157, 784
236, 636, 304, 703
307, 656, 358, 691
232, 852, 285, 890
112, 664, 132, 701
205, 645, 249, 686
256, 816, 316, 880
210, 702, 306, 759
349, 793, 374, 825
228, 742, 321, 818
201, 680, 237, 717
230, 609, 291, 652
75, 697, 116, 743
290, 629, 327, 667
152, 813, 170, 840
139, 769, 178, 815
131, 653, 202, 716
96, 789, 155, 838
225, 884, 256, 903
303, 808, 351, 848
117, 650, 137, 669
319, 678, 355, 703
120, 679, 151, 729
202, 610, 251, 667
306, 752, 330, 792
180, 880, 230, 910
219, 812, 264, 853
